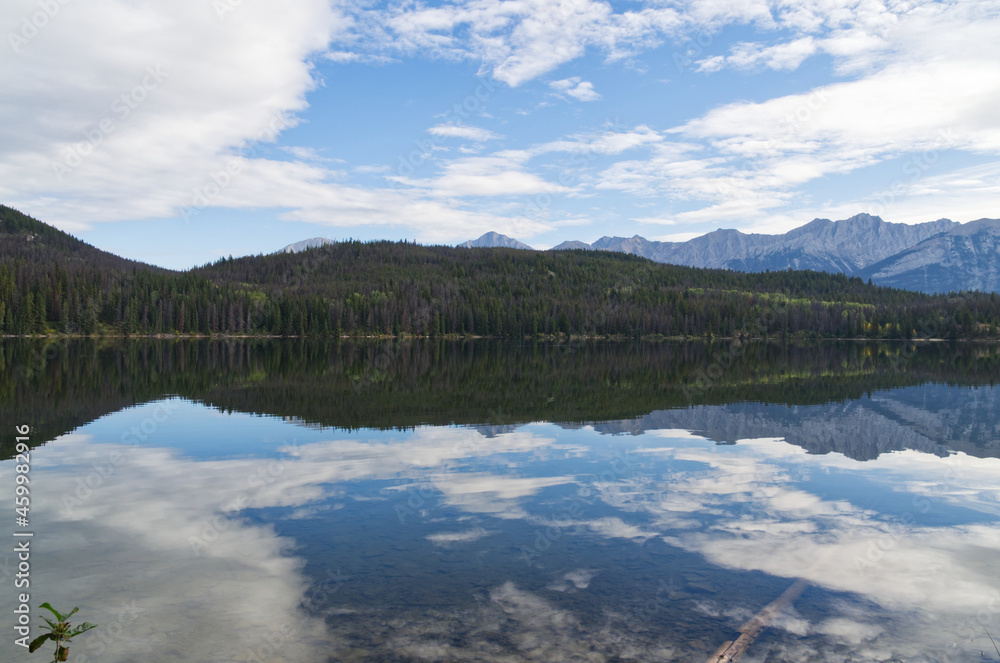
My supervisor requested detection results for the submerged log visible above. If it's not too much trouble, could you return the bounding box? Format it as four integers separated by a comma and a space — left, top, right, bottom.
705, 578, 809, 663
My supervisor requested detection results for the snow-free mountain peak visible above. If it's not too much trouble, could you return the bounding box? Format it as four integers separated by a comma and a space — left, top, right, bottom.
458, 232, 534, 250
281, 237, 336, 253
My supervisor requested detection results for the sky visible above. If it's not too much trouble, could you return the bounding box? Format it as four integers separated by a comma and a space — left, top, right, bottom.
3, 0, 1000, 270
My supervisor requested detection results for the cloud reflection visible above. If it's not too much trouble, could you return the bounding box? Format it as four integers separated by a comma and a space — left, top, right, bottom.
624, 435, 1000, 660
5, 399, 1000, 662
2, 411, 575, 663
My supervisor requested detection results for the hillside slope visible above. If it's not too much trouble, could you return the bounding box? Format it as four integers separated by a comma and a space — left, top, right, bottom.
0, 205, 170, 273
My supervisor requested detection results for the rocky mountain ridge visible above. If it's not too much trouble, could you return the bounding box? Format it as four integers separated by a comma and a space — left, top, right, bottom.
459, 214, 1000, 293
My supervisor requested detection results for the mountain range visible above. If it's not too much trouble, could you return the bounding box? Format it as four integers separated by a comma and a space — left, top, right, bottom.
460, 214, 1000, 294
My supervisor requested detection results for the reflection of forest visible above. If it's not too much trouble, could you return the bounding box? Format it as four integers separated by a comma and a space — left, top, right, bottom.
4, 338, 999, 459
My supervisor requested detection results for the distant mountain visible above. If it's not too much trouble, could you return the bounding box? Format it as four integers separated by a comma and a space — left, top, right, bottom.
281, 237, 335, 253
857, 218, 1000, 293
564, 214, 957, 273
551, 240, 594, 251
291, 213, 1000, 292
548, 213, 1000, 293
664, 214, 957, 273
458, 231, 534, 250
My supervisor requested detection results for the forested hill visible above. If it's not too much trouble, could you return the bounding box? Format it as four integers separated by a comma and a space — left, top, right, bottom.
3, 204, 1000, 339
0, 204, 171, 275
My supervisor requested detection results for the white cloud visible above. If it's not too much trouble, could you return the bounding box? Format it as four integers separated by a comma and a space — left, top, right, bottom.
282, 146, 333, 162
816, 618, 884, 645
581, 516, 658, 541
324, 50, 394, 65
13, 436, 335, 662
621, 438, 1000, 641
280, 425, 568, 472
381, 123, 666, 218
435, 473, 576, 516
6, 0, 1000, 244
534, 125, 665, 156
549, 76, 602, 101
0, 409, 585, 663
428, 123, 502, 142
391, 151, 573, 198
426, 527, 492, 545
0, 0, 341, 224
552, 1, 995, 228
0, 0, 542, 244
726, 160, 1000, 236
14, 397, 1000, 661
700, 36, 819, 71
593, 1, 1000, 224
377, 0, 686, 87
695, 54, 726, 73
193, 157, 559, 241
563, 568, 598, 589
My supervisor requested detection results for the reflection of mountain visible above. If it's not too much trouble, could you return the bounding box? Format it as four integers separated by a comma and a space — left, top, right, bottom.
585, 384, 1000, 460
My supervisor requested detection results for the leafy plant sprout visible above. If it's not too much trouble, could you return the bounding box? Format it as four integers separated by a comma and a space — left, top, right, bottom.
29, 603, 97, 662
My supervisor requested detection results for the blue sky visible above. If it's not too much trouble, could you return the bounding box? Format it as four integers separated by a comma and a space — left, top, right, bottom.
3, 0, 1000, 269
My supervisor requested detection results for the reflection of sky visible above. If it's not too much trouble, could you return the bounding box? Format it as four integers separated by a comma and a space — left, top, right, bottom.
68, 397, 420, 460
2, 398, 999, 662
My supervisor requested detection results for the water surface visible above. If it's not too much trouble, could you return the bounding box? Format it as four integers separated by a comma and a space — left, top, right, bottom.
2, 339, 999, 662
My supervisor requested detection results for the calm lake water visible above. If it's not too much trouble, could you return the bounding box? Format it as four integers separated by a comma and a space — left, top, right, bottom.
2, 339, 1000, 662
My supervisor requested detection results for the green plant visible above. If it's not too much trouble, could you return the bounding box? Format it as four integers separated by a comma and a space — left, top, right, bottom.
28, 603, 97, 662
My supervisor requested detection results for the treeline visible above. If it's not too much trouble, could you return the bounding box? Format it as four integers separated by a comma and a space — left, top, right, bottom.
4, 204, 1000, 339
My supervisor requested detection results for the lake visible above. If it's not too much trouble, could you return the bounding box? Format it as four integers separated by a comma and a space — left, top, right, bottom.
2, 339, 999, 662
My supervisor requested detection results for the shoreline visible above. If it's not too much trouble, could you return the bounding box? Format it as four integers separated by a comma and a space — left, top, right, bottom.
0, 333, 980, 342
